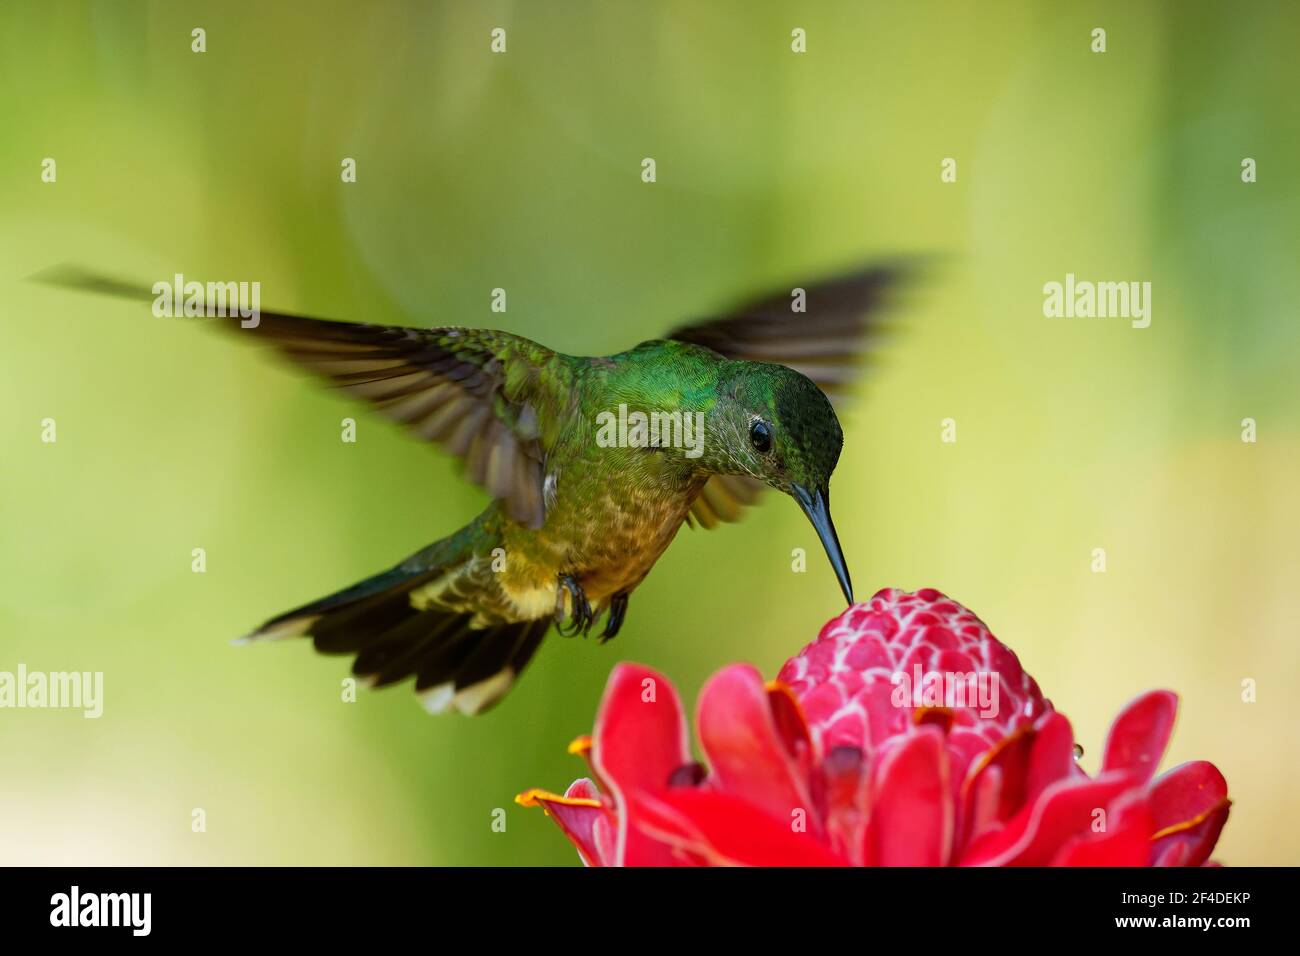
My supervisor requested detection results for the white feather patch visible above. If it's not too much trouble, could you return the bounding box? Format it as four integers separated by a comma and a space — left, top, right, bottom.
238, 614, 320, 644
419, 682, 456, 715
454, 669, 516, 715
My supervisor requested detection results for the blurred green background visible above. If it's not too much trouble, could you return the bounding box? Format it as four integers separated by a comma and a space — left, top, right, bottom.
2, 0, 1297, 866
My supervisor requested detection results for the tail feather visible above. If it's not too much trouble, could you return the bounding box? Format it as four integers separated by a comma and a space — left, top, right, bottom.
244, 558, 549, 716
358, 613, 460, 687
309, 576, 433, 654
454, 619, 538, 690
246, 566, 417, 649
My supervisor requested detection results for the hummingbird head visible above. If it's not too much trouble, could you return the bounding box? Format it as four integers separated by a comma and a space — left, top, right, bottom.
706, 362, 853, 606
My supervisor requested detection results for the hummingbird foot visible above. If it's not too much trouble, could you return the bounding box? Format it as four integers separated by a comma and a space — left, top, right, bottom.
601, 592, 629, 643
555, 574, 594, 637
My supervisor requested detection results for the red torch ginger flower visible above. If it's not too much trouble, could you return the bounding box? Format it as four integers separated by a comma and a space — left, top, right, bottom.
518, 588, 1230, 866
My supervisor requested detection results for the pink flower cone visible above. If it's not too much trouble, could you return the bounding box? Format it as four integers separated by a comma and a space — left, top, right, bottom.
518, 588, 1230, 866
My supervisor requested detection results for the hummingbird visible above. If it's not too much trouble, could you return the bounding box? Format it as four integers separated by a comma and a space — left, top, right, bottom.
46, 265, 905, 715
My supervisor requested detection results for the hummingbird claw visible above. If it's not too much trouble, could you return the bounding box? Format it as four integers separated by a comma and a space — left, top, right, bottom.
555, 574, 594, 637
601, 592, 629, 643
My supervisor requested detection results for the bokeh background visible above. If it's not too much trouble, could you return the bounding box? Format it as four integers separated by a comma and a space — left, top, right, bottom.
2, 0, 1297, 866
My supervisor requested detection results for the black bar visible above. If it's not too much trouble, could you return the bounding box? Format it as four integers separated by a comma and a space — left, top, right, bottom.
0, 865, 1280, 940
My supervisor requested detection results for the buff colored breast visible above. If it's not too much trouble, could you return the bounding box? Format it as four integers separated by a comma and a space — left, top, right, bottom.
497, 455, 706, 620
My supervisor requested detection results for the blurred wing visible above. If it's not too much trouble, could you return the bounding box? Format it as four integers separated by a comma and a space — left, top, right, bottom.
243, 315, 559, 527
684, 474, 766, 530
665, 263, 904, 407
668, 263, 908, 529
39, 268, 561, 528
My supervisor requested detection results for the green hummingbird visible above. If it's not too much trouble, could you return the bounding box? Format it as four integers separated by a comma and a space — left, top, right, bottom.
47, 265, 905, 714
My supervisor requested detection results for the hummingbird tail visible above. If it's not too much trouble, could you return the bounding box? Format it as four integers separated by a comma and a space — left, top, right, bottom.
241, 558, 550, 716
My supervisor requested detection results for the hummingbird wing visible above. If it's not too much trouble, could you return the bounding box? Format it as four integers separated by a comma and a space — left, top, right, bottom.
239, 318, 559, 528
685, 473, 767, 530
665, 263, 903, 407
666, 263, 907, 528
39, 269, 561, 528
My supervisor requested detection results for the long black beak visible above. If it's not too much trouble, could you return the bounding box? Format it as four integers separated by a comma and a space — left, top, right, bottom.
792, 484, 854, 606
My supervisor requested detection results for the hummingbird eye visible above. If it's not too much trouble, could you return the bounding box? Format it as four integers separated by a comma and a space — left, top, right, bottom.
749, 419, 773, 454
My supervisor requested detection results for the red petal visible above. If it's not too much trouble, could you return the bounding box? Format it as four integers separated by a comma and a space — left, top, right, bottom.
697, 665, 818, 832
1101, 690, 1178, 785
960, 772, 1137, 866
515, 779, 609, 866
1024, 711, 1078, 804
766, 680, 816, 769
960, 723, 1035, 823
866, 726, 953, 866
633, 788, 848, 866
591, 663, 691, 866
1149, 760, 1231, 867
964, 763, 1003, 849
1049, 792, 1155, 866
1151, 841, 1190, 866
821, 746, 870, 865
